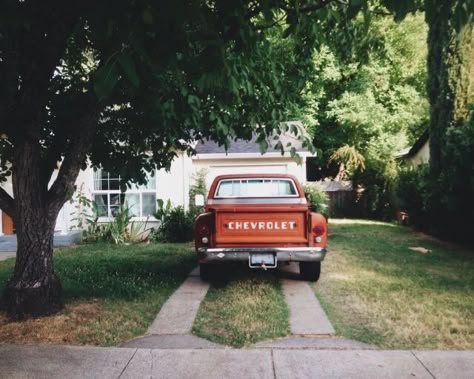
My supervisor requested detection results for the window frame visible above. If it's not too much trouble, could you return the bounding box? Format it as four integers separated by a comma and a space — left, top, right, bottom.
91, 169, 157, 219
214, 178, 299, 199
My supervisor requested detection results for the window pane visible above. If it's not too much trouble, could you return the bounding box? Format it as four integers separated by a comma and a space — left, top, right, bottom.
124, 193, 140, 217
216, 181, 233, 196
109, 193, 122, 206
94, 170, 108, 190
142, 193, 156, 216
94, 195, 108, 217
109, 179, 120, 191
216, 178, 297, 197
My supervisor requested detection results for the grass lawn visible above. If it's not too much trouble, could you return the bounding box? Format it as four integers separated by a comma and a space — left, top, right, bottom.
314, 219, 474, 349
193, 268, 290, 347
0, 242, 195, 346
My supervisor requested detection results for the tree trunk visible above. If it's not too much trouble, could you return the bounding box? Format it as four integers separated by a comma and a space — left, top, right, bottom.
3, 140, 63, 319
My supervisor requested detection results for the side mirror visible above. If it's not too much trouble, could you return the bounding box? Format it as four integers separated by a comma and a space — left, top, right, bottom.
195, 194, 205, 207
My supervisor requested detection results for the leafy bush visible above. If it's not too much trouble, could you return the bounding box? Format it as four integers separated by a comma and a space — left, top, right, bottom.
395, 164, 431, 229
303, 183, 329, 219
82, 203, 151, 244
188, 169, 208, 219
151, 200, 194, 242
433, 115, 474, 242
69, 183, 92, 231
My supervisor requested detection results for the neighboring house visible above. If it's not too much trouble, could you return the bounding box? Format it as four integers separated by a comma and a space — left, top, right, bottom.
395, 131, 430, 168
0, 123, 316, 235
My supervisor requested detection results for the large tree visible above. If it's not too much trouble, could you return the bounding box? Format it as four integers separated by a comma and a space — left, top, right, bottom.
0, 0, 348, 319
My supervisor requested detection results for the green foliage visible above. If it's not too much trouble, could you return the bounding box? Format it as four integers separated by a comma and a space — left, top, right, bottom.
69, 184, 92, 231
396, 164, 432, 228
303, 183, 330, 218
424, 3, 474, 242
82, 203, 151, 244
152, 200, 194, 243
431, 113, 474, 242
289, 13, 430, 218
107, 205, 133, 245
188, 169, 208, 219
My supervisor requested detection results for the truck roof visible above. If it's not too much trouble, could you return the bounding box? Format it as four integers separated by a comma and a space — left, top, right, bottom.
212, 173, 300, 181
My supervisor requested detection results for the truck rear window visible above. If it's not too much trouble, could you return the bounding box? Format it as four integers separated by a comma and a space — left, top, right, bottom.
215, 178, 298, 198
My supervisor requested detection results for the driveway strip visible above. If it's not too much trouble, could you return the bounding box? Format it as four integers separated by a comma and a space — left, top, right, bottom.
147, 274, 209, 335
281, 279, 335, 335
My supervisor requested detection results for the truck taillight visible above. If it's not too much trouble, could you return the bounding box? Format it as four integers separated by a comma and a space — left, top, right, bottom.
312, 225, 325, 236
195, 212, 213, 247
199, 225, 209, 237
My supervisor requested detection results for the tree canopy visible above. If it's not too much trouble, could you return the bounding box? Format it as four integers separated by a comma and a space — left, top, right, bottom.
1, 0, 473, 318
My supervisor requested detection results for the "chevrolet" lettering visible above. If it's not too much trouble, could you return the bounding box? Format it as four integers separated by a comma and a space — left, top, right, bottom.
227, 221, 296, 230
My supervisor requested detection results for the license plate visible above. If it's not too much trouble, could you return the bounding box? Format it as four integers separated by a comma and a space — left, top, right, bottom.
249, 254, 276, 268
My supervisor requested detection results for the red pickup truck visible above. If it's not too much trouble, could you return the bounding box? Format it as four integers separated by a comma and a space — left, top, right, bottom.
194, 174, 328, 281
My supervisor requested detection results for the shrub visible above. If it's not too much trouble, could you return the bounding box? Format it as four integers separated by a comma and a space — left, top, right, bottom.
303, 183, 329, 219
433, 115, 474, 242
395, 164, 431, 229
82, 203, 151, 244
151, 200, 194, 242
188, 169, 208, 219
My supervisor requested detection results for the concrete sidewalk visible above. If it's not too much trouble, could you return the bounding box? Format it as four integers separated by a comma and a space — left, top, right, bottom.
0, 344, 472, 379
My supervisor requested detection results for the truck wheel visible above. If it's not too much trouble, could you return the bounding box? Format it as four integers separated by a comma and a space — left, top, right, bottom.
299, 262, 321, 282
199, 264, 215, 281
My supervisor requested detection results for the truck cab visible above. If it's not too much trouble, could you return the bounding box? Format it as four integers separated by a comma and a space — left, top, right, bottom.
194, 174, 327, 281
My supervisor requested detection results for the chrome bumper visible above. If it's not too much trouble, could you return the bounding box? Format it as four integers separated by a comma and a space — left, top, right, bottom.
197, 247, 327, 263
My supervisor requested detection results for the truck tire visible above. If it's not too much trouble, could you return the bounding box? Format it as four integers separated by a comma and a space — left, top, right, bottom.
299, 262, 321, 282
199, 264, 215, 281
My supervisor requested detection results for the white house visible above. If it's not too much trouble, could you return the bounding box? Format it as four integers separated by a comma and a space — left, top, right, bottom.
395, 131, 430, 168
0, 125, 316, 235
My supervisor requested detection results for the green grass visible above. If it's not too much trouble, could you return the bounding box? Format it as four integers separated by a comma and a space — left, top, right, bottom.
0, 242, 195, 346
193, 268, 290, 347
313, 219, 474, 349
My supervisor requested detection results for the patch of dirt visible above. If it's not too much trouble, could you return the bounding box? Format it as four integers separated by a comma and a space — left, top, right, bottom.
0, 300, 103, 345
409, 246, 432, 254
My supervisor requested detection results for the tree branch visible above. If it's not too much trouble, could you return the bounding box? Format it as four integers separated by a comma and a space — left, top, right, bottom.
281, 0, 337, 14
47, 97, 100, 215
0, 186, 15, 219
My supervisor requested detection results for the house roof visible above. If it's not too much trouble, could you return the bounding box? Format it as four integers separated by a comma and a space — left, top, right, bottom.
195, 121, 312, 155
395, 130, 429, 159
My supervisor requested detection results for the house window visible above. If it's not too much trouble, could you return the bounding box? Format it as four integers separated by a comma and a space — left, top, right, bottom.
92, 170, 156, 217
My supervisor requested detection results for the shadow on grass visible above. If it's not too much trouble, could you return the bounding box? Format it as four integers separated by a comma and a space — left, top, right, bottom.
0, 242, 196, 303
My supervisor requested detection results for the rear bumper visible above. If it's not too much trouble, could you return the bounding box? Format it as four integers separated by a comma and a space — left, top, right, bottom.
197, 246, 327, 263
